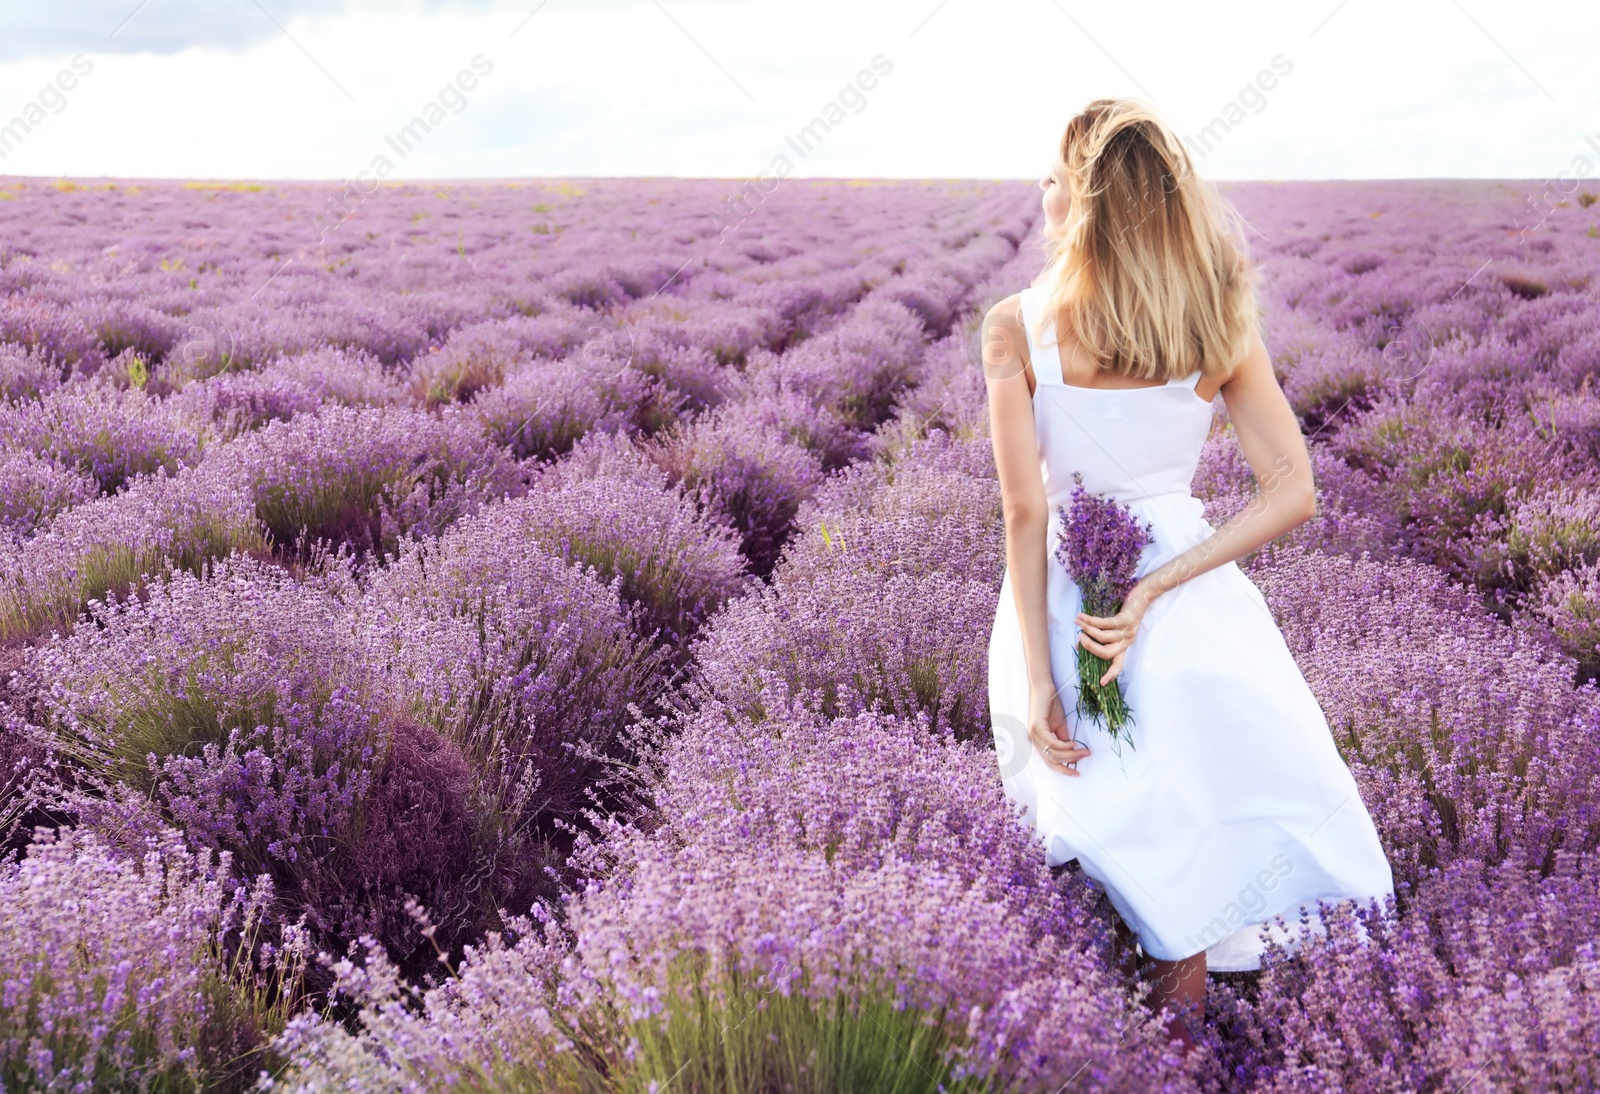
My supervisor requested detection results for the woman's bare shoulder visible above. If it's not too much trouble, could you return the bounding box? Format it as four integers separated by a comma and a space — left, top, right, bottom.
985, 292, 1024, 321
1194, 326, 1266, 400
980, 293, 1033, 384
1217, 326, 1271, 388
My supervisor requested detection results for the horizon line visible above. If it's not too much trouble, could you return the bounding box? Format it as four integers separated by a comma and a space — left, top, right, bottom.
0, 174, 1581, 186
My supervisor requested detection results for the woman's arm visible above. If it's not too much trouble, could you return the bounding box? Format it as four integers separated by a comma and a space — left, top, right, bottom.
1076, 327, 1316, 683
983, 295, 1088, 776
983, 297, 1052, 689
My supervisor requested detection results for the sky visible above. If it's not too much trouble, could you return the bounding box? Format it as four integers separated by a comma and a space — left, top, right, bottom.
0, 0, 1595, 182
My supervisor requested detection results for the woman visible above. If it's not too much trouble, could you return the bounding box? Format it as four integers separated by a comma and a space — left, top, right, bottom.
983, 98, 1395, 1052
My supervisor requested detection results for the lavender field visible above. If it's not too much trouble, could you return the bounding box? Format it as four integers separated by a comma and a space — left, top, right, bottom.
0, 174, 1597, 1091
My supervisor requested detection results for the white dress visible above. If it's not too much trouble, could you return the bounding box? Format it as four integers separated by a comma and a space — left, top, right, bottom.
987, 285, 1395, 971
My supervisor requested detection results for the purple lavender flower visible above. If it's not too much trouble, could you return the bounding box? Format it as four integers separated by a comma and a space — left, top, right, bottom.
0, 824, 301, 1089
1055, 472, 1153, 752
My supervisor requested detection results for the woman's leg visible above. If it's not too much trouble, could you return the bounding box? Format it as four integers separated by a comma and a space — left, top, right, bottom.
1145, 950, 1206, 1053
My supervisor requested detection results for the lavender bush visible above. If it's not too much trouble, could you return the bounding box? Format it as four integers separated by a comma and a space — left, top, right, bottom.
0, 459, 267, 643
1525, 559, 1600, 684
470, 355, 654, 463
11, 554, 484, 975
168, 367, 324, 440
0, 374, 208, 492
688, 429, 1004, 740
0, 449, 98, 542
359, 494, 672, 924
1199, 852, 1600, 1091
0, 343, 70, 403
265, 346, 410, 409
557, 699, 1195, 1092
645, 398, 828, 577
1253, 547, 1600, 888
0, 824, 309, 1092
213, 402, 524, 564
519, 429, 751, 650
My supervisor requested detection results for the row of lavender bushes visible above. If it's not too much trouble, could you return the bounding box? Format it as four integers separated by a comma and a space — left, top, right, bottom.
1242, 180, 1600, 686
0, 178, 1042, 1090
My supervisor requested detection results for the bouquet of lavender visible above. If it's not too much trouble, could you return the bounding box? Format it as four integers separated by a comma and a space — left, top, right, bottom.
1055, 473, 1154, 755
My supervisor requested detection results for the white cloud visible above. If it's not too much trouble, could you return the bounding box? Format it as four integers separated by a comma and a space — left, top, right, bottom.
0, 0, 1594, 180
0, 0, 353, 60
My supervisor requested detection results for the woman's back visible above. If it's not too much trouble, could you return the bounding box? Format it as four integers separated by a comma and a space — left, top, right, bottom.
1017, 284, 1216, 562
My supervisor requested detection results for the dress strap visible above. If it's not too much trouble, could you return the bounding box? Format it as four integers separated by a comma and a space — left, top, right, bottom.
1165, 368, 1203, 389
1017, 286, 1058, 388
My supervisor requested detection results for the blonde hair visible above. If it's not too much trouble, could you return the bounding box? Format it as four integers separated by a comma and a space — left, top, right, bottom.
1032, 98, 1260, 381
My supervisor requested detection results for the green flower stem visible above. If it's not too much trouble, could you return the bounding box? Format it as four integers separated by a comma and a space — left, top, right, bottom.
1076, 596, 1137, 755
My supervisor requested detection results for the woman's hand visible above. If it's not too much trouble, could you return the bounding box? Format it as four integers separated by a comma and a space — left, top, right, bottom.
1075, 583, 1155, 686
1029, 683, 1090, 777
